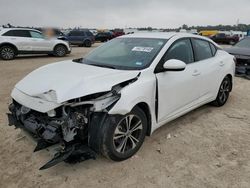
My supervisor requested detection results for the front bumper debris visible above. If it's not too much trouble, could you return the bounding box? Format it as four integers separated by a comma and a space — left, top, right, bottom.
7, 103, 96, 170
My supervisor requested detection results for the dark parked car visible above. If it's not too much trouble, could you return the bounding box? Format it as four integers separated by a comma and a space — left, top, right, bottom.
95, 32, 114, 42
111, 29, 125, 38
225, 37, 250, 79
66, 30, 95, 47
211, 33, 239, 45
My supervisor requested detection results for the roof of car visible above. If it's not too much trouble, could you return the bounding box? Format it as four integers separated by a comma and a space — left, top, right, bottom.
0, 28, 41, 35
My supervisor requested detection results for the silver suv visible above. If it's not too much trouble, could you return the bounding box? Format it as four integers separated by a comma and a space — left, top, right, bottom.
0, 28, 71, 60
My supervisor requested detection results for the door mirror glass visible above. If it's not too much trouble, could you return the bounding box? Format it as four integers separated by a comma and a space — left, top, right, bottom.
163, 59, 186, 71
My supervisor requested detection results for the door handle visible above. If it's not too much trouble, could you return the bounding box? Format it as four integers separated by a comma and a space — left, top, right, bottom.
192, 70, 201, 76
219, 61, 225, 66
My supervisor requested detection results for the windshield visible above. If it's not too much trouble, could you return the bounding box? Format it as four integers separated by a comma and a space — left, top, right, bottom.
235, 38, 250, 48
81, 38, 167, 70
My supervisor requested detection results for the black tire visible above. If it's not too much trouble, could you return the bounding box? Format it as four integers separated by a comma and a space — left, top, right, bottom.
53, 45, 67, 57
211, 76, 232, 107
0, 45, 16, 60
84, 40, 92, 47
100, 107, 147, 161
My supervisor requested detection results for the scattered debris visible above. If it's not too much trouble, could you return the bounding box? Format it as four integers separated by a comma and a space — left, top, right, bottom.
215, 163, 223, 168
15, 135, 26, 142
156, 149, 162, 154
167, 134, 171, 139
224, 113, 246, 120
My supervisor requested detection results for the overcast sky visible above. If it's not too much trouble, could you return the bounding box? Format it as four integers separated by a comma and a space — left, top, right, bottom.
0, 0, 249, 29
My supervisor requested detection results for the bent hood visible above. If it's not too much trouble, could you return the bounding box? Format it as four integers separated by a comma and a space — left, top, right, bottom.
14, 60, 140, 103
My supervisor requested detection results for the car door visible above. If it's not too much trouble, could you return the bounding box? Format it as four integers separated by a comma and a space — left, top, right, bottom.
29, 31, 53, 52
155, 38, 202, 123
2, 30, 33, 51
191, 38, 221, 100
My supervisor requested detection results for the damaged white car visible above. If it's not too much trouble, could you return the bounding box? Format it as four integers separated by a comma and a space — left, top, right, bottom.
7, 33, 235, 170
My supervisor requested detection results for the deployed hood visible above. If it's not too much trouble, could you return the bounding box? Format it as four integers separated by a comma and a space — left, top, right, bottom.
15, 60, 140, 103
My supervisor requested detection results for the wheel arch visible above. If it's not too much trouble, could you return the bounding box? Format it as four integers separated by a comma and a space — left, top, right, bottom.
53, 43, 68, 51
226, 73, 233, 92
133, 102, 152, 136
0, 42, 18, 54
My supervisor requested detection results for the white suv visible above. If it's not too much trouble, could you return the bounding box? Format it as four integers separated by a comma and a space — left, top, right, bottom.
0, 28, 71, 60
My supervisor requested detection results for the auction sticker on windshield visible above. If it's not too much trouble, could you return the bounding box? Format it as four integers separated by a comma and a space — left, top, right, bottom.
132, 47, 154, 52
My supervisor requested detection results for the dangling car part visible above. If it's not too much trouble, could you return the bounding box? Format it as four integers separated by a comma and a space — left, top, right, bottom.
7, 33, 235, 170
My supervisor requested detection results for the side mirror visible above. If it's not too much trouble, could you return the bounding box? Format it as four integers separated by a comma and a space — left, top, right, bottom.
163, 59, 186, 71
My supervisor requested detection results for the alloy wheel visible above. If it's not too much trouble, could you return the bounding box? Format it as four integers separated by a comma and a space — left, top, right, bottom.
1, 47, 15, 60
55, 46, 66, 57
218, 78, 230, 104
113, 115, 143, 154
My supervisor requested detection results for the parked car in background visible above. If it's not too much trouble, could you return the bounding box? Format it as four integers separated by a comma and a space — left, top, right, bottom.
210, 33, 239, 44
199, 30, 219, 37
111, 29, 125, 37
0, 28, 71, 60
65, 29, 95, 47
95, 32, 114, 42
7, 33, 235, 169
225, 37, 250, 78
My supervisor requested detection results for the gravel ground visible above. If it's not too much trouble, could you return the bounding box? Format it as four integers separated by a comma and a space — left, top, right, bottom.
0, 45, 250, 188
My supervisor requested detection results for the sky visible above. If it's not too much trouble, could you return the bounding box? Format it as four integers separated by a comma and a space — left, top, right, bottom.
0, 0, 249, 29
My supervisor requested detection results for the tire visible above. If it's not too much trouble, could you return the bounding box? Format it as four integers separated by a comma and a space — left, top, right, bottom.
100, 107, 147, 161
0, 45, 16, 60
84, 40, 91, 47
211, 76, 232, 107
53, 45, 67, 57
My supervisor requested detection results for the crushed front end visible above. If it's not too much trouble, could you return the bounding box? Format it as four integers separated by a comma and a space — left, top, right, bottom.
7, 88, 121, 170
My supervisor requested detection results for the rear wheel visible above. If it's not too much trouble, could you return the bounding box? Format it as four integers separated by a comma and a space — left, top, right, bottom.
53, 45, 67, 57
0, 45, 16, 60
100, 107, 147, 161
211, 76, 232, 107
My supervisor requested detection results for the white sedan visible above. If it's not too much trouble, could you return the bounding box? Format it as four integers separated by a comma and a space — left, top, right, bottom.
7, 32, 235, 169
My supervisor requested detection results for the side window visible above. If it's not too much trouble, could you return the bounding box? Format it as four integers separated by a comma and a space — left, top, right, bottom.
30, 31, 44, 39
86, 31, 93, 37
2, 30, 15, 36
13, 30, 31, 38
209, 43, 217, 56
164, 39, 194, 64
192, 39, 213, 61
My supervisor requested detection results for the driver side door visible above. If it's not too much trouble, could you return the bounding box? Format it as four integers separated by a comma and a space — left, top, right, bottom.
29, 31, 53, 52
155, 38, 201, 123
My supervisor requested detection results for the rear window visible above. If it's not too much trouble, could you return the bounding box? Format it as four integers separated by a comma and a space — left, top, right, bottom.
193, 39, 213, 61
2, 30, 31, 37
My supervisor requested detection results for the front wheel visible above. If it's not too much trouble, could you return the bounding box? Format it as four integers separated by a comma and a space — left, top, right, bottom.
53, 45, 67, 57
100, 107, 147, 161
211, 76, 232, 107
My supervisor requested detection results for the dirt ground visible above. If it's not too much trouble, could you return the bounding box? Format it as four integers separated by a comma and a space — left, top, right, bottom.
0, 45, 250, 188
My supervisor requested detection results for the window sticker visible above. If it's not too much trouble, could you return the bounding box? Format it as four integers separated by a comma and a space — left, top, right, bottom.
135, 62, 143, 66
132, 47, 154, 53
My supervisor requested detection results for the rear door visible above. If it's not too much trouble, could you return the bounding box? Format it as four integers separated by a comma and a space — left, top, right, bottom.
191, 38, 221, 101
2, 30, 32, 51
